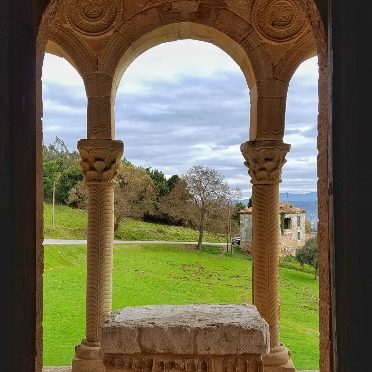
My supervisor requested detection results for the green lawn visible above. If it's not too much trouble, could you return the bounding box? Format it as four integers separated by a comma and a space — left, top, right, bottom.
44, 203, 226, 242
43, 244, 319, 370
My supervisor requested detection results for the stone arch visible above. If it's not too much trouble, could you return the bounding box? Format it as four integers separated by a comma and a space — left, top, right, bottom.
100, 22, 262, 138
102, 22, 259, 93
274, 33, 317, 82
34, 1, 331, 371
45, 30, 96, 78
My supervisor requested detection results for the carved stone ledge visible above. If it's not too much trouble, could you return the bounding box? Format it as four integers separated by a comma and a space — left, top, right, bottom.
103, 354, 263, 372
240, 140, 290, 185
78, 139, 124, 183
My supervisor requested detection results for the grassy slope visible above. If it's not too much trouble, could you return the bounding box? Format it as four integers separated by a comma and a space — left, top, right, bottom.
44, 203, 226, 242
43, 245, 319, 370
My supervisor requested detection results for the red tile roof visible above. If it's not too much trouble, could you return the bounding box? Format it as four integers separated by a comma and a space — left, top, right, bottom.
239, 202, 306, 215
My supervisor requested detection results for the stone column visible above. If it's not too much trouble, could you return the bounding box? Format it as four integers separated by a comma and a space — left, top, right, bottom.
72, 139, 124, 372
241, 140, 295, 372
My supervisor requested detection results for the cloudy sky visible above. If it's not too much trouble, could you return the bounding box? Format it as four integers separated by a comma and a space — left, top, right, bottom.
42, 40, 318, 198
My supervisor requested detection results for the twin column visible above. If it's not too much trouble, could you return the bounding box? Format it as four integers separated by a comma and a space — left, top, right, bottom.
72, 139, 123, 372
72, 138, 292, 371
241, 140, 295, 371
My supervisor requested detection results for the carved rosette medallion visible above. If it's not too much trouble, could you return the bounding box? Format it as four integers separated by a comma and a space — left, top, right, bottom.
65, 0, 124, 37
78, 139, 124, 183
241, 140, 290, 184
252, 0, 307, 43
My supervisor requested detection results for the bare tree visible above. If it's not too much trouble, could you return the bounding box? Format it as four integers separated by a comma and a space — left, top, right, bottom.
163, 165, 241, 250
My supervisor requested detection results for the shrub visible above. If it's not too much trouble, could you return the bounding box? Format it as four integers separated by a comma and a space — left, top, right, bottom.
296, 237, 318, 278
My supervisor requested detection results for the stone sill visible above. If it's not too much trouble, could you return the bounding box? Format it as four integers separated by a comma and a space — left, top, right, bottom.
101, 304, 269, 356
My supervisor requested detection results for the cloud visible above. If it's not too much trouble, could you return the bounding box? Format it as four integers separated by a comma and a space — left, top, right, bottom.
118, 40, 243, 93
42, 54, 85, 87
42, 42, 318, 198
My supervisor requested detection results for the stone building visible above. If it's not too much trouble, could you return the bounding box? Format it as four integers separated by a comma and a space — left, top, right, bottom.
239, 203, 306, 256
2, 1, 372, 371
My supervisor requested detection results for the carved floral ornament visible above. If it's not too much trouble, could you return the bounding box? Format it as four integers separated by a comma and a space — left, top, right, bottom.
78, 139, 124, 183
240, 140, 290, 184
252, 0, 307, 43
65, 0, 124, 37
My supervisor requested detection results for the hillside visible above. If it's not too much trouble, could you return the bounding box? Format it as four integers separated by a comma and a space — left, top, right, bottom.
43, 244, 319, 369
44, 203, 226, 242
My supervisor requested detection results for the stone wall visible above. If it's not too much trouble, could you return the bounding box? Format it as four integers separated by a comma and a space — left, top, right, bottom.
280, 213, 306, 256
240, 212, 306, 256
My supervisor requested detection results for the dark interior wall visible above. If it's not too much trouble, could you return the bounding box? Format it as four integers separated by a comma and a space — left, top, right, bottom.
0, 1, 49, 371
315, 0, 328, 30
330, 0, 372, 371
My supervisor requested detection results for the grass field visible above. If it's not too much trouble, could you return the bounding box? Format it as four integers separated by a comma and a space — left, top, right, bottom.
44, 203, 226, 242
43, 244, 319, 370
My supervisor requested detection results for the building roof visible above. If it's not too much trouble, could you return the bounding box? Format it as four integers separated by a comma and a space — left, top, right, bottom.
239, 202, 306, 215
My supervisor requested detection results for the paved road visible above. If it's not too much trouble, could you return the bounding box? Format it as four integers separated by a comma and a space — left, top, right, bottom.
44, 239, 229, 247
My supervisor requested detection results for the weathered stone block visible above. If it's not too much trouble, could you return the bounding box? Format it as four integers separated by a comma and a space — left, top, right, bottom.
101, 304, 269, 371
102, 304, 269, 356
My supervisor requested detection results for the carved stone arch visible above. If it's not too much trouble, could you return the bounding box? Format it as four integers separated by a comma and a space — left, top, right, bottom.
98, 20, 269, 140
46, 27, 97, 78
100, 22, 259, 92
273, 32, 317, 82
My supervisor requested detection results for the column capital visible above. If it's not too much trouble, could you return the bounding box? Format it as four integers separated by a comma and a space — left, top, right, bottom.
78, 139, 124, 183
240, 140, 290, 185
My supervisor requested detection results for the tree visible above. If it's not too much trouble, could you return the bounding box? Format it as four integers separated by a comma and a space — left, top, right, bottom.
114, 163, 157, 232
158, 179, 197, 226
167, 174, 180, 192
43, 137, 82, 226
165, 165, 241, 250
67, 180, 88, 209
43, 137, 82, 203
145, 168, 170, 196
247, 197, 252, 208
67, 162, 157, 232
232, 202, 245, 224
143, 168, 181, 224
305, 219, 313, 233
296, 237, 318, 278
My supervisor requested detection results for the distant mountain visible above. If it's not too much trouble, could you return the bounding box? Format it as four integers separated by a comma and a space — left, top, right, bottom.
279, 192, 317, 202
280, 193, 318, 230
239, 192, 317, 205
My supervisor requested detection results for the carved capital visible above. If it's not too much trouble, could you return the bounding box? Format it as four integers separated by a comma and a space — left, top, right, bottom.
78, 139, 124, 183
240, 140, 290, 184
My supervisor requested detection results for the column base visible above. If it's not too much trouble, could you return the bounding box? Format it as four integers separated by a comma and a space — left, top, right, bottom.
72, 340, 105, 372
262, 346, 296, 372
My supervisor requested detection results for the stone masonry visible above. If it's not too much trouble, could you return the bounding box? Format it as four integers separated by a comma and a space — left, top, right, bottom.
239, 203, 307, 256
101, 304, 270, 372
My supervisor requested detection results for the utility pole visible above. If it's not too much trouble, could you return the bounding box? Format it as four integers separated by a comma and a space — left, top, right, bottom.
226, 201, 231, 253
52, 179, 56, 228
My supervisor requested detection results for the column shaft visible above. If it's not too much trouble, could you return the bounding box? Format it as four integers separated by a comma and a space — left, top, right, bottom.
86, 182, 114, 344
241, 140, 295, 371
252, 183, 281, 350
72, 139, 123, 372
